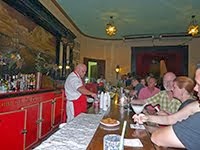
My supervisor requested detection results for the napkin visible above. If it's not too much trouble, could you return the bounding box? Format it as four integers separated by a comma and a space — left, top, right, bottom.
124, 138, 143, 147
130, 124, 145, 130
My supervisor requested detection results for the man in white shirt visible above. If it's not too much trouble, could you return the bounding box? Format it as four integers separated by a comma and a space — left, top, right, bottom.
65, 64, 97, 122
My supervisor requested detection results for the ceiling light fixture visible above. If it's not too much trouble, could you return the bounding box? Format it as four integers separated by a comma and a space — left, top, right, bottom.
188, 15, 199, 36
105, 16, 117, 36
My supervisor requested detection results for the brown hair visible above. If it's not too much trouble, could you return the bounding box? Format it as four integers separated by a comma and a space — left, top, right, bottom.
174, 76, 194, 94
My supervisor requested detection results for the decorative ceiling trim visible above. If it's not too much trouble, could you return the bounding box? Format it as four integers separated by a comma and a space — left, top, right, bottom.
3, 0, 76, 41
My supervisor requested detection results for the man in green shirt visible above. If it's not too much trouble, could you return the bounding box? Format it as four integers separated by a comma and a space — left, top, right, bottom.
132, 72, 181, 114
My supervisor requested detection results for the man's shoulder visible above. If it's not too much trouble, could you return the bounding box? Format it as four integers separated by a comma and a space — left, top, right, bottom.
148, 90, 166, 99
65, 72, 77, 82
135, 83, 144, 89
137, 83, 144, 88
67, 72, 76, 78
140, 87, 148, 91
171, 98, 182, 104
158, 90, 167, 94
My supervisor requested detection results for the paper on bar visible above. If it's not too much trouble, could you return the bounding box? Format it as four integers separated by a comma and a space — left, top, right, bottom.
130, 124, 145, 130
124, 138, 143, 147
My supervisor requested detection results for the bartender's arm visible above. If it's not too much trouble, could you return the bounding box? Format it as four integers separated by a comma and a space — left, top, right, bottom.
77, 86, 97, 98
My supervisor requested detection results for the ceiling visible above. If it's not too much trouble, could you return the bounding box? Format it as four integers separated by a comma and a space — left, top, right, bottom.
54, 0, 200, 40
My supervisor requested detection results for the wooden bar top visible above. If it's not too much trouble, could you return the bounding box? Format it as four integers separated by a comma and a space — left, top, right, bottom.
87, 102, 156, 150
87, 100, 181, 150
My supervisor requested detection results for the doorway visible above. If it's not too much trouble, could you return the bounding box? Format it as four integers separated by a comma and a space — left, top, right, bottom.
84, 57, 105, 82
88, 61, 97, 82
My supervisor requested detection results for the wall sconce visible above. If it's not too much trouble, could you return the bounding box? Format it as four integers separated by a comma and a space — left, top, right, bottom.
115, 65, 120, 79
58, 65, 63, 77
66, 60, 70, 70
66, 65, 70, 70
58, 65, 63, 69
115, 65, 120, 73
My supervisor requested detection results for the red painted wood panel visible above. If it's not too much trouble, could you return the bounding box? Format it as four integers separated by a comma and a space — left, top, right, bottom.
0, 92, 55, 113
41, 100, 53, 138
23, 104, 40, 149
0, 90, 64, 149
0, 110, 25, 150
54, 96, 63, 126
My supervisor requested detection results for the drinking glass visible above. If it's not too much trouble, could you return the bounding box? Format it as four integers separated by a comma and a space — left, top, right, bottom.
131, 104, 145, 126
103, 134, 121, 150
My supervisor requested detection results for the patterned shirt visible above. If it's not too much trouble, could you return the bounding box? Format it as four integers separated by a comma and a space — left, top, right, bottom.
146, 90, 181, 113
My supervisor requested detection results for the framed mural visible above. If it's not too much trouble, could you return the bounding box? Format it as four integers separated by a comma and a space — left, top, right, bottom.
0, 0, 76, 81
0, 1, 56, 76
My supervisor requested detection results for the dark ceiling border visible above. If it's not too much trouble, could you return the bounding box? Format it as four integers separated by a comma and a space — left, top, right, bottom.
3, 0, 76, 41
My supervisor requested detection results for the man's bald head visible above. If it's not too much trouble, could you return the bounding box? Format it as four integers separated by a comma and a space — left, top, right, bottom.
75, 64, 86, 70
75, 64, 87, 78
163, 72, 176, 80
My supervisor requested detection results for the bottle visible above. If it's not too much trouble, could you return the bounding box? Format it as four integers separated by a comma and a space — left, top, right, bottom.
100, 91, 104, 109
120, 93, 126, 106
114, 92, 119, 105
106, 92, 111, 108
103, 92, 108, 111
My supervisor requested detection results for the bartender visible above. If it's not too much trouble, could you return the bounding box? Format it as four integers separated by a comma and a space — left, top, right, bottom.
64, 63, 97, 122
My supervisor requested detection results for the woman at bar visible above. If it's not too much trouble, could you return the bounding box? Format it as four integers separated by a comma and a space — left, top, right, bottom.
133, 76, 197, 125
133, 74, 200, 149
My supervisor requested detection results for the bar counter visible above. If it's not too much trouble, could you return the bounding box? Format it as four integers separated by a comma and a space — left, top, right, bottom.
35, 99, 181, 150
87, 102, 181, 150
87, 103, 156, 150
0, 88, 64, 150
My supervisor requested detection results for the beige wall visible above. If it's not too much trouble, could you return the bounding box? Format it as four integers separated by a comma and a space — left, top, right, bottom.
41, 0, 200, 84
80, 38, 131, 83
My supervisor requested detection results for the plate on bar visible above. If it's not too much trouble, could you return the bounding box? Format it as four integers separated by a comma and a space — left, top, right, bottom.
100, 118, 120, 127
100, 125, 120, 131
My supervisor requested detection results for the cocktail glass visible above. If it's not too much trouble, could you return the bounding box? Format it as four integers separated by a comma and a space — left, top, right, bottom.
131, 104, 146, 126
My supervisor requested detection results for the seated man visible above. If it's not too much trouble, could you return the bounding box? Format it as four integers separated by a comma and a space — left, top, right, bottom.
132, 72, 181, 114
